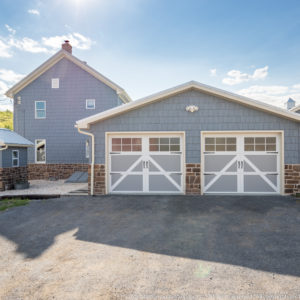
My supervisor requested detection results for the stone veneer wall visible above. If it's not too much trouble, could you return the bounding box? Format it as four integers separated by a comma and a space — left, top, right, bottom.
88, 164, 106, 195
284, 164, 300, 195
28, 164, 88, 180
0, 166, 28, 191
90, 163, 300, 196
185, 164, 201, 194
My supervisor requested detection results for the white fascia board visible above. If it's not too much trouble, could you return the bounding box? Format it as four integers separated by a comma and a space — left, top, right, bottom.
5, 50, 131, 103
76, 81, 300, 128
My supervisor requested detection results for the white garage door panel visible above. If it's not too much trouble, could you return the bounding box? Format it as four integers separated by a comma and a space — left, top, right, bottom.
108, 134, 184, 194
203, 133, 281, 194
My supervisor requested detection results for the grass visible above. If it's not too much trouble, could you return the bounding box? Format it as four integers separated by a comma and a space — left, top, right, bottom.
0, 198, 29, 211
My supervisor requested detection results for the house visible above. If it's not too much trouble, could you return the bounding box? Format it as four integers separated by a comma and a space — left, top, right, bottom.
285, 98, 300, 114
5, 41, 131, 180
0, 129, 33, 190
76, 81, 300, 196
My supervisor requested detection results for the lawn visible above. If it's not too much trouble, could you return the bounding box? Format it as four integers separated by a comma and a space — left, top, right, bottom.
0, 198, 29, 211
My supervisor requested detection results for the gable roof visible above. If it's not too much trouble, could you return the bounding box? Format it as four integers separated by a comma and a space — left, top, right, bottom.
76, 81, 300, 129
290, 104, 300, 112
5, 49, 131, 103
0, 129, 33, 147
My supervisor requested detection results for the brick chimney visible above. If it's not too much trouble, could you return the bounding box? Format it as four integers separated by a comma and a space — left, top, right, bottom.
62, 40, 72, 54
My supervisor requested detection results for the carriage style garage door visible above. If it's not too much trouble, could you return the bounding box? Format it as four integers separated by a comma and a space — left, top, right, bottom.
202, 132, 282, 194
108, 133, 184, 194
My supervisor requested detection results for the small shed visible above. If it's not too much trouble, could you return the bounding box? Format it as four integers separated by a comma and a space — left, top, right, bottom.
0, 129, 33, 191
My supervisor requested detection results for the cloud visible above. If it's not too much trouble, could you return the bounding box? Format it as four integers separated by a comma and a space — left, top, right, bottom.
237, 84, 300, 107
222, 66, 268, 85
10, 37, 49, 53
0, 40, 11, 57
42, 33, 93, 50
210, 68, 217, 77
0, 69, 25, 83
28, 9, 40, 15
0, 32, 93, 57
0, 69, 25, 111
5, 24, 16, 35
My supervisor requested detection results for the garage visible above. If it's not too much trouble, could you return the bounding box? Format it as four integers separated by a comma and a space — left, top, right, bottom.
107, 132, 185, 194
201, 131, 283, 194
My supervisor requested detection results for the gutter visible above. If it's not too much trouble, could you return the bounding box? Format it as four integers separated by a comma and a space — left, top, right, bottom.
76, 126, 95, 196
0, 145, 8, 151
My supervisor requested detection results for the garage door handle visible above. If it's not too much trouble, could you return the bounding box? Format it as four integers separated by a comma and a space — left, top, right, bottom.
267, 151, 278, 154
110, 152, 121, 154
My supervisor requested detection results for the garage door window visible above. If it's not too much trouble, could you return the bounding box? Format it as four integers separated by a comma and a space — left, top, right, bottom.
149, 137, 180, 152
111, 138, 142, 152
205, 137, 236, 152
244, 137, 276, 152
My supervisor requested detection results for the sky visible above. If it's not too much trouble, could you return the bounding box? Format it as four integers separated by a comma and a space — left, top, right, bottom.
0, 0, 300, 111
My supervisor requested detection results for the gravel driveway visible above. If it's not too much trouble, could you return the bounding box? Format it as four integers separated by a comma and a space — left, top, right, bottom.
0, 195, 299, 299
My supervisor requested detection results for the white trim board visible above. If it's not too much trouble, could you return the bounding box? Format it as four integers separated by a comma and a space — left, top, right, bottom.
76, 81, 300, 129
5, 49, 131, 103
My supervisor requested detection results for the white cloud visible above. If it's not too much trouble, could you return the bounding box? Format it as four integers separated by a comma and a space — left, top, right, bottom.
42, 33, 93, 50
222, 66, 269, 85
237, 84, 300, 107
0, 32, 93, 57
0, 69, 24, 83
210, 68, 217, 77
5, 24, 16, 35
9, 37, 49, 53
0, 40, 11, 57
28, 9, 40, 15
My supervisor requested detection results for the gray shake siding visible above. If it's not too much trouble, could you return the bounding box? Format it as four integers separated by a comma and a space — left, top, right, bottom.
90, 90, 300, 164
0, 147, 27, 168
14, 58, 123, 164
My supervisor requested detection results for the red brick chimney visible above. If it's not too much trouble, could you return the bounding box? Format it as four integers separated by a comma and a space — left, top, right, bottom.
62, 40, 72, 54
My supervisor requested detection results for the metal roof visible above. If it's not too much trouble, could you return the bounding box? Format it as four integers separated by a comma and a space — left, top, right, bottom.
0, 129, 33, 147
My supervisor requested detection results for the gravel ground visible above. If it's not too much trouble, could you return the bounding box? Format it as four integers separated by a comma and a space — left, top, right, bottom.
0, 180, 88, 196
0, 195, 299, 300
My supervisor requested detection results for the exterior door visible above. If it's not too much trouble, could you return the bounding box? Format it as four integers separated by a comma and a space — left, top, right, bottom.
203, 133, 281, 194
108, 134, 184, 194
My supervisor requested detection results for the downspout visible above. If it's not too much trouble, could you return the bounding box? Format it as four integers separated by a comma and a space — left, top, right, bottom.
76, 126, 95, 196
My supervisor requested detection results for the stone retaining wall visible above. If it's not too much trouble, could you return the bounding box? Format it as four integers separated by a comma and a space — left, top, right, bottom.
28, 164, 88, 180
0, 166, 28, 191
284, 164, 300, 195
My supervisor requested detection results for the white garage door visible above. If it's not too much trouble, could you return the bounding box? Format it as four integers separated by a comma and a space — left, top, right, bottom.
108, 133, 184, 194
202, 132, 282, 194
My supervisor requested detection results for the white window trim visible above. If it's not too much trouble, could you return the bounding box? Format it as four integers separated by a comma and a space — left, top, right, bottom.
35, 101, 46, 119
35, 139, 46, 164
12, 150, 19, 167
86, 99, 95, 109
51, 78, 59, 89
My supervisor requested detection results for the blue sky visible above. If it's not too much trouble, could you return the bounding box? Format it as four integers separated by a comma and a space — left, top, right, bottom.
1, 0, 300, 110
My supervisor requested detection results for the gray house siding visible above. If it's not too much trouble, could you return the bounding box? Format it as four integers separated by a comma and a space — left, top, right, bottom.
90, 90, 300, 164
14, 58, 122, 164
0, 147, 27, 168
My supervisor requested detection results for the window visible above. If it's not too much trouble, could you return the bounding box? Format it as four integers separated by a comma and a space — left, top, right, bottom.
12, 150, 19, 167
35, 139, 46, 163
51, 78, 59, 88
86, 99, 95, 109
111, 138, 142, 152
35, 101, 46, 119
149, 137, 180, 152
244, 137, 276, 152
86, 140, 90, 159
205, 137, 236, 152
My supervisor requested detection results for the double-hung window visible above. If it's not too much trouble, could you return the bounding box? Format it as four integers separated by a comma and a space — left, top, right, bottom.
35, 101, 46, 119
12, 150, 19, 167
35, 139, 46, 163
